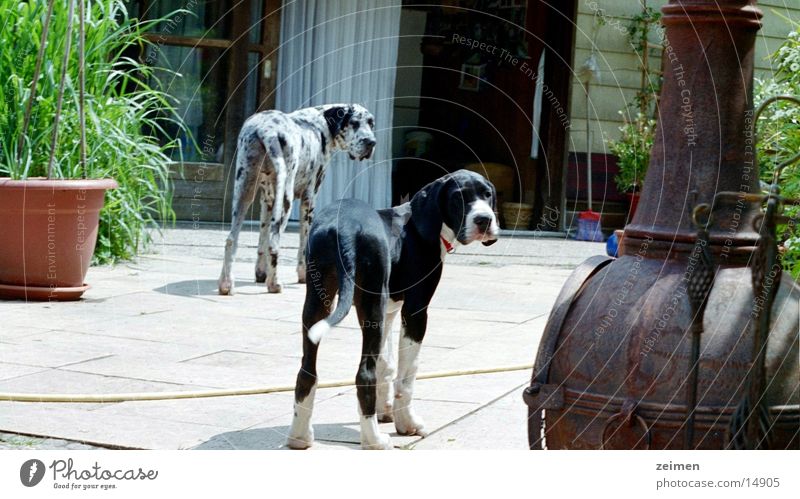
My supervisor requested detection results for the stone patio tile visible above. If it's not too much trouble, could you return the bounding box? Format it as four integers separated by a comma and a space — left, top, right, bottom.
50, 311, 297, 344
0, 368, 211, 395
176, 330, 303, 356
181, 349, 302, 370
411, 384, 529, 450
444, 337, 538, 366
191, 424, 361, 450
0, 323, 53, 341
416, 331, 487, 350
207, 390, 479, 450
0, 369, 215, 413
402, 371, 530, 405
90, 391, 298, 431
13, 330, 215, 363
0, 362, 49, 382
425, 305, 537, 325
0, 403, 230, 449
297, 392, 483, 448
0, 431, 101, 450
61, 353, 300, 389
0, 335, 116, 369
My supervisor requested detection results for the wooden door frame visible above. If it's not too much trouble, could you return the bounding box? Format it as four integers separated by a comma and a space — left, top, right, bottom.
531, 0, 577, 232
221, 0, 283, 222
135, 0, 282, 222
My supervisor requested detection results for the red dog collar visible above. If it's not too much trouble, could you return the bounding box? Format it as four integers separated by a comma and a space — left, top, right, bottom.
440, 235, 455, 254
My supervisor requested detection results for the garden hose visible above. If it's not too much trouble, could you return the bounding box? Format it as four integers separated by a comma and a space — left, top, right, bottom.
0, 364, 532, 403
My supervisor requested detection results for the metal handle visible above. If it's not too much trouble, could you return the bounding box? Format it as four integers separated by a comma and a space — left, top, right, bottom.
600, 401, 652, 450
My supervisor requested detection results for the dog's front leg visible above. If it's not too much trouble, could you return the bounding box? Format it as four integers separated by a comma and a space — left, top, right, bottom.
376, 299, 401, 422
393, 312, 427, 436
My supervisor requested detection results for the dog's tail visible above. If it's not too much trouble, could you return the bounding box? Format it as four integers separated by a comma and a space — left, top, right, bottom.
307, 248, 356, 345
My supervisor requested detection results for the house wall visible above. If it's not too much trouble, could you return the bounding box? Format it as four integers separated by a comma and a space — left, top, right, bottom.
569, 0, 800, 155
392, 9, 428, 160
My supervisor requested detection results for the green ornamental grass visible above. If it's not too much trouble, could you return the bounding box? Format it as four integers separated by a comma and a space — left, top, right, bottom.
0, 0, 188, 263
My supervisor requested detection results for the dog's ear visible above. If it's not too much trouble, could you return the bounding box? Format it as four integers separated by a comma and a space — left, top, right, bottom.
323, 105, 354, 137
410, 177, 447, 242
482, 179, 499, 246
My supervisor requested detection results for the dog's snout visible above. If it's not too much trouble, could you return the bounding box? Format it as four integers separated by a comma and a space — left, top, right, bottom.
473, 213, 492, 231
363, 138, 376, 148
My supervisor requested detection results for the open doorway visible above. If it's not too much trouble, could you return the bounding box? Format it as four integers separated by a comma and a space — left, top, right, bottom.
391, 0, 577, 231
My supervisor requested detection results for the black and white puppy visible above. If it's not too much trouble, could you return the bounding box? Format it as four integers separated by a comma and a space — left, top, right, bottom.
218, 104, 376, 296
287, 170, 499, 449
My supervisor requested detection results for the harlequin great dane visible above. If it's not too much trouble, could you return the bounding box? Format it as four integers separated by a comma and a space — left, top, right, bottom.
218, 104, 376, 296
287, 170, 500, 450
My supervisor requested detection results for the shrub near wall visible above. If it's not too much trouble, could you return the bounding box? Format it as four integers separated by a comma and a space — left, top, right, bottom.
755, 20, 800, 279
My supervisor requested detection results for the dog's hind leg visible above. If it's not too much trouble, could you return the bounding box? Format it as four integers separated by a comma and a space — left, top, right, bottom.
255, 176, 275, 283
355, 267, 393, 450
287, 270, 335, 449
218, 144, 261, 295
265, 157, 294, 293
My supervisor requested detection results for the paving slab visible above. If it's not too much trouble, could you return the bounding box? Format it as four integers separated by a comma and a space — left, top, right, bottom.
0, 431, 102, 450
412, 383, 530, 450
0, 224, 605, 450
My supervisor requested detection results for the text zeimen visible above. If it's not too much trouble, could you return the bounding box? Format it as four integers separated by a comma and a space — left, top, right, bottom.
656, 461, 700, 471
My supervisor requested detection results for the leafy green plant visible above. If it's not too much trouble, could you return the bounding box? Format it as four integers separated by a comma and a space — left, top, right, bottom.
609, 112, 655, 193
754, 19, 800, 279
627, 5, 662, 117
607, 4, 662, 194
0, 0, 187, 263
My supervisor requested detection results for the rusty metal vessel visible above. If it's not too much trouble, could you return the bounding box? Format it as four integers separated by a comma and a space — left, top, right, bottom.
524, 0, 799, 449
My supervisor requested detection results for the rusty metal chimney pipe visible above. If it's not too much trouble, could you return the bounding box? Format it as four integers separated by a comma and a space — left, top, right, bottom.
623, 0, 763, 258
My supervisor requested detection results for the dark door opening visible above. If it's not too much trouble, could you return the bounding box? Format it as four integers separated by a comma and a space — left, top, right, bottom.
391, 0, 576, 231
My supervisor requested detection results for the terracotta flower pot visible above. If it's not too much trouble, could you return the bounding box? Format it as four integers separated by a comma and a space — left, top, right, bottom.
0, 178, 118, 301
626, 191, 641, 220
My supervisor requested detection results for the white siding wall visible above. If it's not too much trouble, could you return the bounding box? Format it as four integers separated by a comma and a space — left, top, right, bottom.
570, 0, 800, 154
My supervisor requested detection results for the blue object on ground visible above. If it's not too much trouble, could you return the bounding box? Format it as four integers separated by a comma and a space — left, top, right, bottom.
606, 231, 619, 257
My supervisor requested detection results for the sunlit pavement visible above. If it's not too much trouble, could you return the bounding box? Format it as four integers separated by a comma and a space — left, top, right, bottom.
0, 224, 604, 450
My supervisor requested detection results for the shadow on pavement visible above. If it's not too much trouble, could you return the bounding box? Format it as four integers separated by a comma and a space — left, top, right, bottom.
192, 424, 362, 450
153, 279, 263, 297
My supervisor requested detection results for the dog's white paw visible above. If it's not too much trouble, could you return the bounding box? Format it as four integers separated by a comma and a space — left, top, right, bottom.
394, 408, 426, 436
267, 280, 283, 293
297, 266, 306, 284
218, 278, 234, 296
286, 428, 314, 450
361, 432, 393, 450
377, 403, 394, 423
